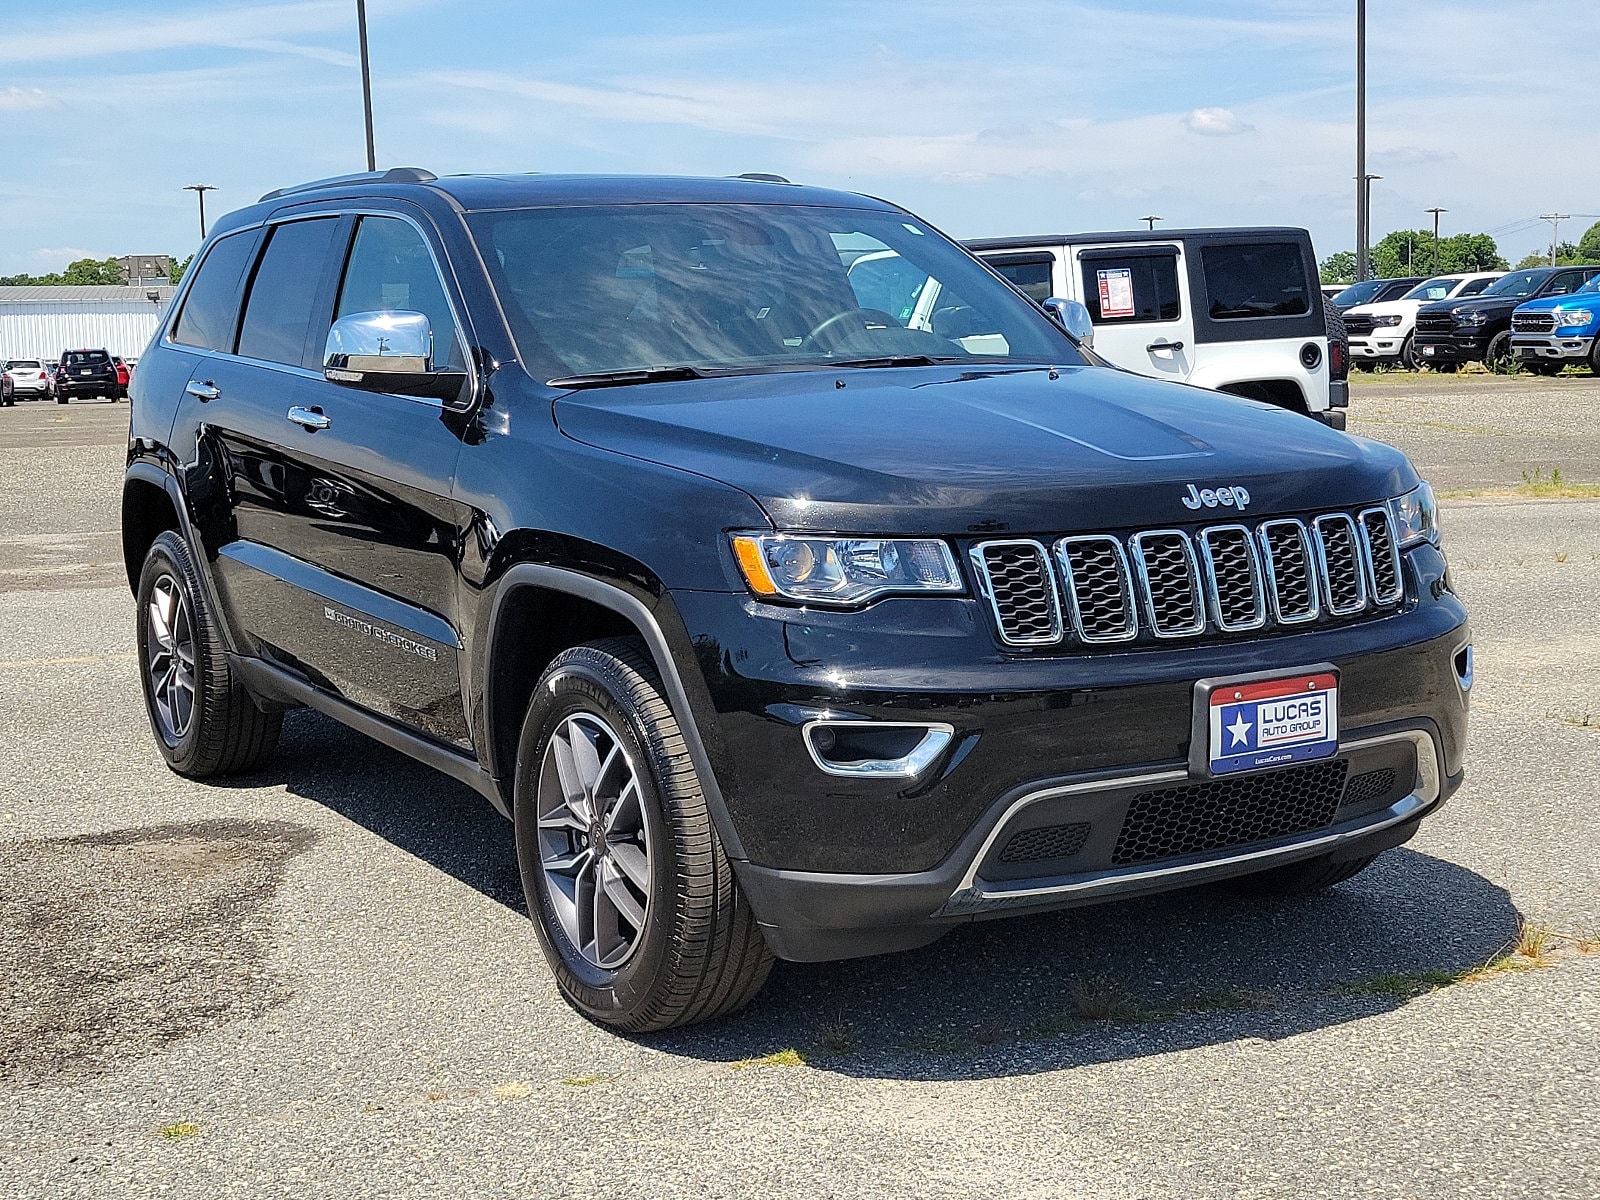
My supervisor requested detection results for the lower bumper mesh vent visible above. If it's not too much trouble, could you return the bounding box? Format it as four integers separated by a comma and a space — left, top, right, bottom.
1341, 767, 1397, 808
1112, 760, 1350, 866
998, 822, 1091, 864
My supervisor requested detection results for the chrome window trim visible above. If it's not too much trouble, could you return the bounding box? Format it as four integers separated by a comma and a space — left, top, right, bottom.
952, 728, 1441, 902
1312, 512, 1369, 616
1357, 505, 1405, 605
1054, 534, 1138, 643
1197, 524, 1268, 633
1256, 518, 1320, 624
1129, 529, 1206, 638
969, 539, 1064, 647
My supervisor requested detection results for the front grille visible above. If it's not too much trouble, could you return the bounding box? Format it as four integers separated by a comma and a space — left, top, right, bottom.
1512, 312, 1555, 334
1132, 531, 1205, 637
971, 540, 1062, 646
1342, 767, 1398, 808
998, 822, 1091, 864
1415, 312, 1454, 336
1358, 507, 1404, 604
972, 505, 1401, 650
1111, 760, 1350, 866
1198, 526, 1266, 631
1056, 536, 1137, 642
1343, 314, 1376, 337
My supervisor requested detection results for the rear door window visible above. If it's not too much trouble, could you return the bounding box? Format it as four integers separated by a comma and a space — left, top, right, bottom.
986, 254, 1056, 304
1200, 242, 1311, 319
237, 217, 342, 367
172, 229, 262, 352
1078, 251, 1181, 323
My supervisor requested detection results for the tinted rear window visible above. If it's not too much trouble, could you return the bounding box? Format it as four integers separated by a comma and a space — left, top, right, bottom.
63, 351, 110, 366
1201, 243, 1310, 319
173, 229, 262, 352
238, 218, 342, 367
7, 360, 42, 369
987, 255, 1056, 304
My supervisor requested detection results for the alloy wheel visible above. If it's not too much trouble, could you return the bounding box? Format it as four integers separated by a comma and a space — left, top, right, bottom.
536, 712, 653, 970
146, 573, 197, 742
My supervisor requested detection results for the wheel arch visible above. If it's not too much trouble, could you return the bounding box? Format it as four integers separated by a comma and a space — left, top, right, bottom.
121, 465, 186, 595
482, 564, 747, 860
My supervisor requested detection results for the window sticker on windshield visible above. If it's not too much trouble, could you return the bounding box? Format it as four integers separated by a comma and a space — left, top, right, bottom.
1097, 268, 1136, 318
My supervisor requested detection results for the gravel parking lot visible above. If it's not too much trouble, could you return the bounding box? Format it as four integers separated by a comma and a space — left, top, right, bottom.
1, 381, 1597, 1200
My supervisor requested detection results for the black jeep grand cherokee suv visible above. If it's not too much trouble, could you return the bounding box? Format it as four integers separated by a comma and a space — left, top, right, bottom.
122, 169, 1471, 1031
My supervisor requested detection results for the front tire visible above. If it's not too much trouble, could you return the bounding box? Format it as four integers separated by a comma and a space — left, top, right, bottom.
1484, 331, 1513, 372
1398, 334, 1417, 370
514, 638, 772, 1032
136, 530, 281, 777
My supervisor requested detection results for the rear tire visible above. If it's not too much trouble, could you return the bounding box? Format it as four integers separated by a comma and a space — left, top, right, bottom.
514, 637, 773, 1032
136, 530, 281, 777
1223, 852, 1377, 897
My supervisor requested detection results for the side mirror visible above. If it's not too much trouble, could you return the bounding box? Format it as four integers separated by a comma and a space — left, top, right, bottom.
1042, 297, 1094, 349
324, 310, 468, 403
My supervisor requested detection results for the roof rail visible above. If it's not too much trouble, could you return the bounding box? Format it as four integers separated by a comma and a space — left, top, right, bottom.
731, 172, 793, 184
258, 166, 438, 203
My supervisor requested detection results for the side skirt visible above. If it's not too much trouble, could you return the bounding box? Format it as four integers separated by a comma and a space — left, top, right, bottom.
230, 653, 506, 814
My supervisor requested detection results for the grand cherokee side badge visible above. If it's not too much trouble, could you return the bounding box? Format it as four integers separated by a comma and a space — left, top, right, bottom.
1181, 483, 1251, 511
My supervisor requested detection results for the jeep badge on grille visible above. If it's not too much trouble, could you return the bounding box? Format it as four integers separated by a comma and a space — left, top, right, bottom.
1181, 483, 1251, 511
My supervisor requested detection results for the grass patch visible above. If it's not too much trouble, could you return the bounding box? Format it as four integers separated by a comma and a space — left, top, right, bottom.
812, 1019, 860, 1058
1546, 708, 1600, 729
158, 1122, 200, 1141
492, 1081, 532, 1099
1342, 919, 1562, 1000
1444, 467, 1600, 501
560, 1072, 610, 1087
1067, 975, 1148, 1022
732, 1048, 805, 1070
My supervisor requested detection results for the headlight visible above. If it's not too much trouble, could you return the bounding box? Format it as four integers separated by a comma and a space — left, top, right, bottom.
1372, 314, 1403, 327
731, 534, 963, 605
1454, 309, 1487, 327
1554, 308, 1593, 328
1389, 483, 1439, 547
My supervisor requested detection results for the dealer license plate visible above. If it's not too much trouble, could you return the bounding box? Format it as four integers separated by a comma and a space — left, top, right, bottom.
1421, 345, 1436, 356
79, 369, 92, 375
1206, 671, 1338, 776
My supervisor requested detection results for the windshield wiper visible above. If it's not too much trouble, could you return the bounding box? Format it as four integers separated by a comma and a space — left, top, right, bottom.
546, 365, 712, 389
828, 354, 948, 369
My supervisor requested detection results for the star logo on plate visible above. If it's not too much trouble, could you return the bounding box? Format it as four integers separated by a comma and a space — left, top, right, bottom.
1227, 712, 1253, 748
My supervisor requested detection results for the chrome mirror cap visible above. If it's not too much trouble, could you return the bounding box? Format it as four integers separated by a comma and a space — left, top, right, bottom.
1042, 297, 1094, 349
324, 310, 433, 375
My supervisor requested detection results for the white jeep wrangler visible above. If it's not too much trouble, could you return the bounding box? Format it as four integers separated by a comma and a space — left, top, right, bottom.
964, 228, 1346, 427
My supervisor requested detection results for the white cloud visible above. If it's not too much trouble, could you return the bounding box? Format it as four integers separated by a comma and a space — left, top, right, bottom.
1183, 107, 1252, 137
0, 86, 54, 111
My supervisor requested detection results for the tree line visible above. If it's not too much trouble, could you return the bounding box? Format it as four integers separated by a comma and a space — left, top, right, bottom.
1321, 219, 1600, 283
1, 254, 195, 288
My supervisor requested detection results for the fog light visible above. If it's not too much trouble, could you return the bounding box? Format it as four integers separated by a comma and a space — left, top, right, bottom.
802, 720, 954, 779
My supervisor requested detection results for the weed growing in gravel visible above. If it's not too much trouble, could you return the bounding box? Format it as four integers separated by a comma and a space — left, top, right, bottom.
493, 1082, 532, 1099
158, 1122, 200, 1141
812, 1020, 860, 1057
1547, 707, 1600, 730
560, 1073, 610, 1087
732, 1048, 804, 1070
1067, 975, 1147, 1022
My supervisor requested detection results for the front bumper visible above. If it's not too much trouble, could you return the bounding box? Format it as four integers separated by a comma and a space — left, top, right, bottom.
1512, 334, 1595, 363
670, 545, 1472, 961
1414, 334, 1487, 365
1349, 335, 1404, 361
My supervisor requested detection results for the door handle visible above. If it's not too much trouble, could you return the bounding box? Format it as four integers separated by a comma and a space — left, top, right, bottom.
1146, 340, 1185, 353
287, 406, 331, 431
185, 381, 220, 402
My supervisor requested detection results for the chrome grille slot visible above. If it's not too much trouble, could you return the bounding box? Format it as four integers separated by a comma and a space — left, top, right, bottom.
1512, 312, 1555, 334
1358, 506, 1404, 605
1313, 513, 1368, 615
1198, 525, 1267, 632
1131, 531, 1204, 637
1055, 536, 1137, 643
1258, 519, 1319, 624
970, 540, 1062, 646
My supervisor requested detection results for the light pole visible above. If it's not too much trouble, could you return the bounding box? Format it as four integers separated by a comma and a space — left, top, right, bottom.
183, 184, 218, 239
356, 0, 376, 171
1426, 206, 1447, 274
1141, 215, 1162, 231
1539, 213, 1570, 265
1355, 0, 1368, 282
1358, 173, 1381, 276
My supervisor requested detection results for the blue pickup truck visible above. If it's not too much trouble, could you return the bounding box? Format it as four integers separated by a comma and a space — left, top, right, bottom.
1510, 273, 1600, 374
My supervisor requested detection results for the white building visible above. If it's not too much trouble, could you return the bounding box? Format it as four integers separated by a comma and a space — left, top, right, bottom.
0, 285, 177, 361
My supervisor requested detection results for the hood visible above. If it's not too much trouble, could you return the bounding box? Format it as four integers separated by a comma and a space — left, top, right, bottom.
1515, 289, 1599, 314
552, 365, 1415, 535
1418, 293, 1522, 318
1346, 298, 1421, 319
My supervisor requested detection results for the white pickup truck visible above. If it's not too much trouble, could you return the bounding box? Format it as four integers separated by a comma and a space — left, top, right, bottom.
1342, 272, 1503, 369
963, 228, 1347, 428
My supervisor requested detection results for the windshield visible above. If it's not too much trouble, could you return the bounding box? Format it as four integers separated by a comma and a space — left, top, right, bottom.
1481, 271, 1545, 299
1332, 280, 1383, 306
468, 202, 1084, 382
1402, 277, 1460, 302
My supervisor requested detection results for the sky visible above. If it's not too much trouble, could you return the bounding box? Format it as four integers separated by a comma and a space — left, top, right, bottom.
0, 0, 1593, 277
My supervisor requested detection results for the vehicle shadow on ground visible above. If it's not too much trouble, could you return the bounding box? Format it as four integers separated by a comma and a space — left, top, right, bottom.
265, 709, 1522, 1082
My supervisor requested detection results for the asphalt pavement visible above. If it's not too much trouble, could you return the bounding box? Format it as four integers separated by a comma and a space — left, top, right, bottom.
0, 384, 1596, 1199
